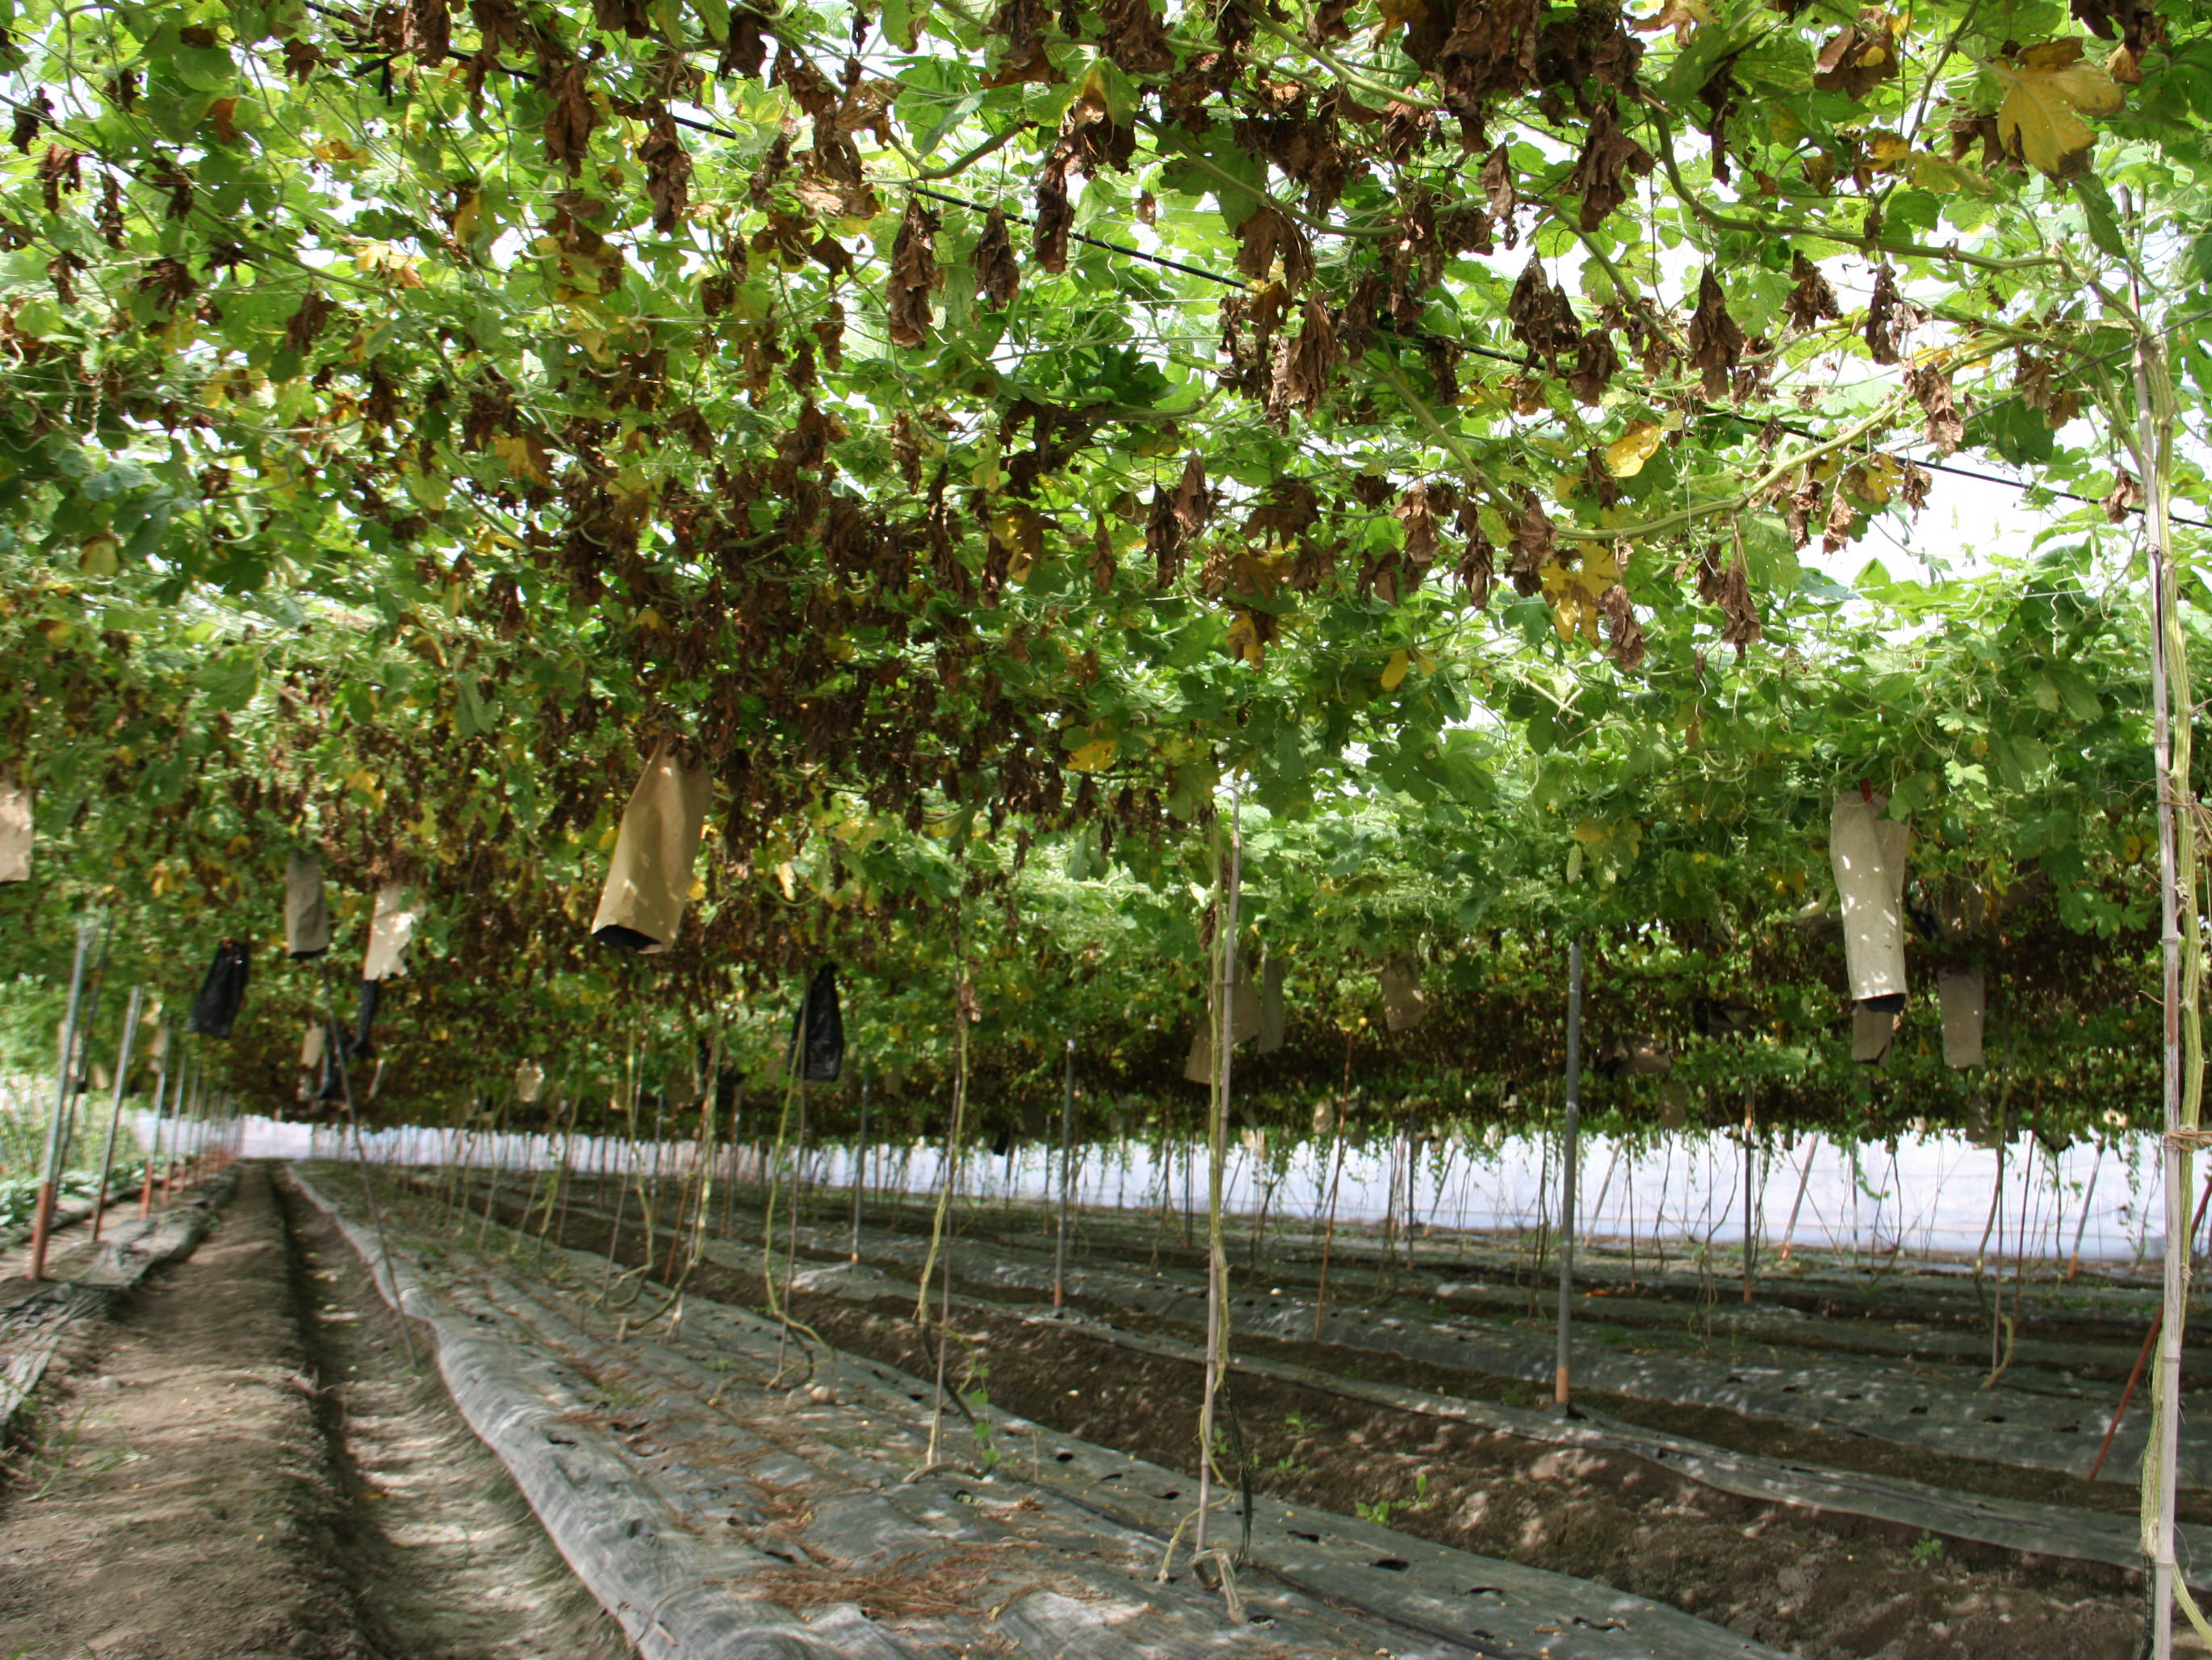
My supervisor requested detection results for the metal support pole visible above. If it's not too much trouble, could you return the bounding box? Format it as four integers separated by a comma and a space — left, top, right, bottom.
29, 916, 95, 1281
89, 983, 145, 1243
1054, 1038, 1075, 1310
1554, 938, 1583, 1411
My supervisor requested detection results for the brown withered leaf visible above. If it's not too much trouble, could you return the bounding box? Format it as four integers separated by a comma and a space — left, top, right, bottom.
718, 6, 770, 78
1864, 262, 1911, 364
892, 412, 922, 488
1091, 517, 1116, 593
97, 175, 124, 248
1506, 488, 1554, 596
1904, 363, 1963, 454
1686, 267, 1744, 399
1783, 250, 1841, 331
1456, 499, 1495, 609
1599, 575, 1644, 671
1098, 0, 1176, 73
10, 90, 48, 153
1506, 256, 1580, 359
1568, 329, 1619, 405
2104, 466, 2143, 524
1034, 153, 1073, 273
1266, 296, 1339, 425
1720, 547, 1763, 655
886, 200, 939, 348
37, 145, 80, 213
1900, 460, 1931, 512
1430, 0, 1543, 107
404, 0, 450, 62
283, 290, 337, 355
1569, 102, 1653, 231
1822, 488, 1856, 553
975, 207, 1020, 308
2073, 0, 2166, 53
1147, 488, 1187, 587
1812, 19, 1899, 99
1170, 453, 1209, 535
280, 38, 322, 82
1234, 203, 1314, 292
592, 0, 650, 36
813, 302, 845, 367
639, 104, 693, 232
1246, 479, 1321, 546
543, 61, 597, 174
1394, 481, 1442, 569
138, 256, 195, 311
1478, 141, 1516, 241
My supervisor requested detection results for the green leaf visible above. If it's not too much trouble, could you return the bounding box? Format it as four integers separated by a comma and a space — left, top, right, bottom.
2072, 173, 2128, 261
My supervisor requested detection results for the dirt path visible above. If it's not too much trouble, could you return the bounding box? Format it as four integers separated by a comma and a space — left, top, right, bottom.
0, 1163, 624, 1660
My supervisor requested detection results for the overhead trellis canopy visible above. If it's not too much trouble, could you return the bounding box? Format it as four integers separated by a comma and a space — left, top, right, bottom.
0, 0, 2202, 1138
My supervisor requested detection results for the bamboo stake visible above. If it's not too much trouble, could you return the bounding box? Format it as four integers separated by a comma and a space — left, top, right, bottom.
29, 916, 94, 1282
852, 1072, 870, 1267
1052, 1043, 1074, 1307
138, 1023, 173, 1218
89, 983, 145, 1243
1554, 939, 1583, 1412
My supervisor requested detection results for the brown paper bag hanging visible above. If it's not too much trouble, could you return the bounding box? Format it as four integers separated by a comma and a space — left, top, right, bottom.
1230, 975, 1261, 1044
286, 849, 333, 959
1380, 958, 1426, 1032
300, 1022, 327, 1069
1257, 953, 1286, 1054
1184, 1021, 1213, 1084
1851, 1004, 1897, 1065
362, 883, 420, 981
0, 772, 28, 883
515, 1060, 545, 1103
1939, 967, 1986, 1069
1830, 792, 1910, 1005
592, 740, 713, 954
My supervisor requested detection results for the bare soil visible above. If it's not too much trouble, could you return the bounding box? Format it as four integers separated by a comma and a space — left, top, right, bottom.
0, 1163, 625, 1660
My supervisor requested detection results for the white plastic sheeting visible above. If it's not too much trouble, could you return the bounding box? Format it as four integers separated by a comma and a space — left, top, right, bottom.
268, 1117, 2182, 1266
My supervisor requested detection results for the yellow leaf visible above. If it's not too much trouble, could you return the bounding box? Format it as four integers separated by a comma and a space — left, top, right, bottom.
312, 139, 364, 163
777, 861, 797, 899
1604, 421, 1665, 477
1865, 129, 1911, 167
1380, 649, 1410, 690
1225, 610, 1266, 669
79, 534, 118, 576
1992, 40, 2126, 178
687, 876, 707, 900
488, 433, 551, 485
1068, 736, 1119, 772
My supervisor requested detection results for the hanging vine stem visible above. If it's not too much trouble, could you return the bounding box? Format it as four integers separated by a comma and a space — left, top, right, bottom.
919, 895, 974, 1469
1194, 780, 1242, 1562
758, 986, 809, 1367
